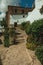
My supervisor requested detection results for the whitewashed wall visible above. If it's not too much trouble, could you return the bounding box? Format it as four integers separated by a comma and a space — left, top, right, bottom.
10, 14, 28, 24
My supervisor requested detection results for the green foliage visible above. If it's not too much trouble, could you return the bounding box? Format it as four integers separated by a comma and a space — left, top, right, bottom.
26, 43, 37, 50
21, 22, 26, 30
26, 19, 43, 64
27, 34, 34, 43
27, 19, 43, 35
26, 19, 43, 44
31, 19, 43, 37
0, 18, 8, 27
21, 22, 30, 31
25, 24, 31, 34
4, 28, 9, 47
35, 46, 43, 65
0, 18, 9, 47
4, 35, 9, 47
10, 28, 15, 37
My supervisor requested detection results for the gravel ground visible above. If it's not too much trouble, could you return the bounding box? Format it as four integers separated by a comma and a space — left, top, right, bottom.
0, 43, 32, 65
0, 43, 41, 65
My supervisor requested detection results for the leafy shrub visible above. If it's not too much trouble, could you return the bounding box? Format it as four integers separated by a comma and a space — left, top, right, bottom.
21, 22, 26, 30
35, 46, 43, 65
26, 43, 37, 50
10, 28, 15, 37
4, 28, 9, 47
27, 19, 43, 35
1, 18, 8, 27
4, 37, 9, 47
4, 34, 9, 47
27, 34, 34, 43
26, 19, 43, 44
21, 22, 30, 31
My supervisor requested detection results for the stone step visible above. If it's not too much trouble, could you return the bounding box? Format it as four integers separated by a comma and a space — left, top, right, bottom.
15, 32, 22, 35
16, 34, 25, 37
15, 40, 25, 43
12, 39, 25, 44
15, 32, 26, 36
16, 35, 24, 38
15, 38, 25, 41
15, 27, 22, 31
14, 27, 26, 43
15, 28, 24, 33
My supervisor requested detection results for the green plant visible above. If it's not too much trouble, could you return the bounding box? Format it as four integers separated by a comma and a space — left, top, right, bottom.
27, 34, 34, 43
21, 22, 26, 30
26, 19, 43, 44
4, 28, 9, 47
10, 28, 15, 37
21, 22, 30, 30
0, 18, 10, 47
1, 18, 8, 27
35, 46, 43, 65
4, 34, 9, 47
26, 43, 37, 50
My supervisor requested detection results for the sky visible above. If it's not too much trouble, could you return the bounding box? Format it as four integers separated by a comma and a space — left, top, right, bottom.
20, 0, 34, 8
0, 0, 43, 23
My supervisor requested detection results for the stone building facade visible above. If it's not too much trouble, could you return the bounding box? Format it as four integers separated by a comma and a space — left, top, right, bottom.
6, 5, 35, 26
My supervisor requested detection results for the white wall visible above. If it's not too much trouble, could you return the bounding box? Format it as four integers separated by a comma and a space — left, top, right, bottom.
11, 14, 28, 19
10, 14, 28, 24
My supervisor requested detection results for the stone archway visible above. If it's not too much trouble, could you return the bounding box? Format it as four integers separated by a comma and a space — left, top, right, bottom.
6, 6, 35, 27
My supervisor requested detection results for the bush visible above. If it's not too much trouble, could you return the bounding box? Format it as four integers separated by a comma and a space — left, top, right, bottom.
4, 34, 9, 47
35, 46, 43, 65
21, 22, 26, 30
26, 43, 37, 50
26, 19, 43, 44
4, 37, 9, 47
27, 34, 34, 43
4, 28, 9, 47
10, 28, 15, 37
1, 18, 8, 27
21, 22, 30, 31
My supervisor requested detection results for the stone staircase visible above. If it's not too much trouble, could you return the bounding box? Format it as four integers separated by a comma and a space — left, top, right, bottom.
14, 27, 27, 43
